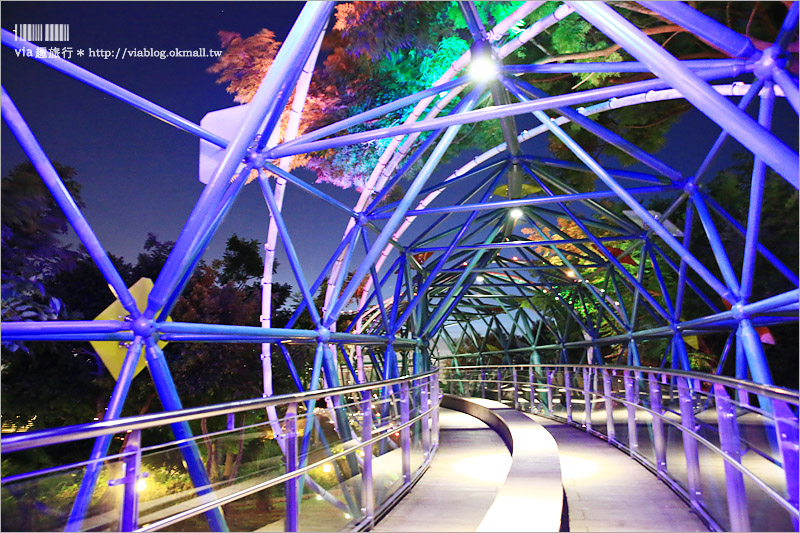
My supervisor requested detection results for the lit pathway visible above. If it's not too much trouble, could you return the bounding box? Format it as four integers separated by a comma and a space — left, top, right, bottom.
373, 408, 512, 532
375, 404, 708, 532
528, 413, 707, 533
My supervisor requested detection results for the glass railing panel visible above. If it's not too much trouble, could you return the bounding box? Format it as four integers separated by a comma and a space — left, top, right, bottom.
372, 430, 403, 510
1, 456, 123, 532
299, 450, 363, 532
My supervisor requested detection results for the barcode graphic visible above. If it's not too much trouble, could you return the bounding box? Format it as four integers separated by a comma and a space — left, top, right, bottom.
14, 24, 69, 42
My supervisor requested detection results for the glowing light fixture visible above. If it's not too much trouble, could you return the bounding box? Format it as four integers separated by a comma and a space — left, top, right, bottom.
512, 256, 519, 261
322, 463, 332, 473
566, 270, 576, 278
469, 54, 499, 81
345, 513, 352, 520
316, 494, 323, 501
136, 478, 147, 492
476, 275, 485, 283
509, 208, 524, 219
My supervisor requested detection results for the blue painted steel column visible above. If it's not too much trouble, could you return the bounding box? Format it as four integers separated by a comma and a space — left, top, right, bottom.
67, 337, 143, 531
570, 2, 798, 186
143, 338, 228, 531
400, 381, 411, 485
564, 367, 573, 423
713, 384, 751, 532
145, 2, 333, 320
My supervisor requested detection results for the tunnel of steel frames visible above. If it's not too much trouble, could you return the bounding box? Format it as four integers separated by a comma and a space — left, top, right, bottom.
1, 2, 798, 533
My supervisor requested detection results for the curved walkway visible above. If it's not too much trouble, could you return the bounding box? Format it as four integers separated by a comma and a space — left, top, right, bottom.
373, 408, 511, 531
528, 413, 706, 533
376, 399, 708, 532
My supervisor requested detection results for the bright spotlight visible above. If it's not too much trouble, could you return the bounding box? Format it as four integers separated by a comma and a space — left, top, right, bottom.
509, 208, 524, 219
476, 275, 485, 283
136, 478, 147, 492
566, 270, 576, 278
469, 55, 498, 81
322, 463, 332, 473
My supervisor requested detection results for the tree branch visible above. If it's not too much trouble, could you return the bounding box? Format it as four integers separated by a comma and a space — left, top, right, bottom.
535, 25, 687, 65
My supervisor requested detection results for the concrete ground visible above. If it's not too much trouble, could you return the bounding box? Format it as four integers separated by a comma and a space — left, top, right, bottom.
373, 408, 512, 532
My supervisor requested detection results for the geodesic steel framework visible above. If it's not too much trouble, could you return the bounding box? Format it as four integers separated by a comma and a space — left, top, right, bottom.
1, 1, 798, 531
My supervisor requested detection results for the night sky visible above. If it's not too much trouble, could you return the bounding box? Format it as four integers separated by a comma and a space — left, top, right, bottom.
2, 2, 797, 291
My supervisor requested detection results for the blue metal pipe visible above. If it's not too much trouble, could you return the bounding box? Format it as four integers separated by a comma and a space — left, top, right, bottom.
66, 338, 143, 531
691, 191, 742, 297
507, 77, 682, 181
266, 65, 748, 159
741, 82, 773, 302
772, 67, 799, 115
325, 84, 487, 325
274, 76, 468, 154
571, 2, 798, 187
262, 162, 358, 219
702, 195, 798, 285
638, 1, 759, 59
371, 184, 676, 219
520, 155, 664, 184
691, 79, 764, 187
142, 338, 228, 531
0, 320, 130, 338
674, 200, 695, 320
412, 234, 642, 253
257, 173, 321, 327
285, 224, 361, 329
146, 2, 333, 320
1, 86, 139, 315
503, 58, 748, 74
392, 168, 506, 332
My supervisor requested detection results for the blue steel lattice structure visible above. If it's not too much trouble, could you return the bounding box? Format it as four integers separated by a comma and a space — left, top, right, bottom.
1, 1, 798, 532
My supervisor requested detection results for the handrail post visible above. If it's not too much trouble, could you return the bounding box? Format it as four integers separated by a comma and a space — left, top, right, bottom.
773, 399, 799, 531
421, 377, 431, 459
529, 366, 536, 413
399, 381, 411, 484
361, 390, 375, 525
497, 368, 502, 403
546, 368, 554, 415
431, 375, 440, 449
512, 366, 520, 410
678, 377, 703, 508
648, 373, 667, 475
714, 384, 751, 532
564, 367, 573, 423
481, 367, 486, 398
624, 370, 639, 453
583, 368, 592, 431
285, 403, 299, 532
602, 368, 616, 442
117, 430, 142, 532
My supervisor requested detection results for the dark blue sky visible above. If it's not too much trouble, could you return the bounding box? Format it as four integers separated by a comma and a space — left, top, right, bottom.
1, 2, 365, 288
2, 2, 797, 291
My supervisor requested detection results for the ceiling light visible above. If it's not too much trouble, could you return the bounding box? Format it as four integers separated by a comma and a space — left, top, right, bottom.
510, 208, 524, 219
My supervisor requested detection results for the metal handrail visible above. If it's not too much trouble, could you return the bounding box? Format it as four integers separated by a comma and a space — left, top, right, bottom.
441, 363, 799, 532
445, 363, 800, 404
1, 369, 438, 453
